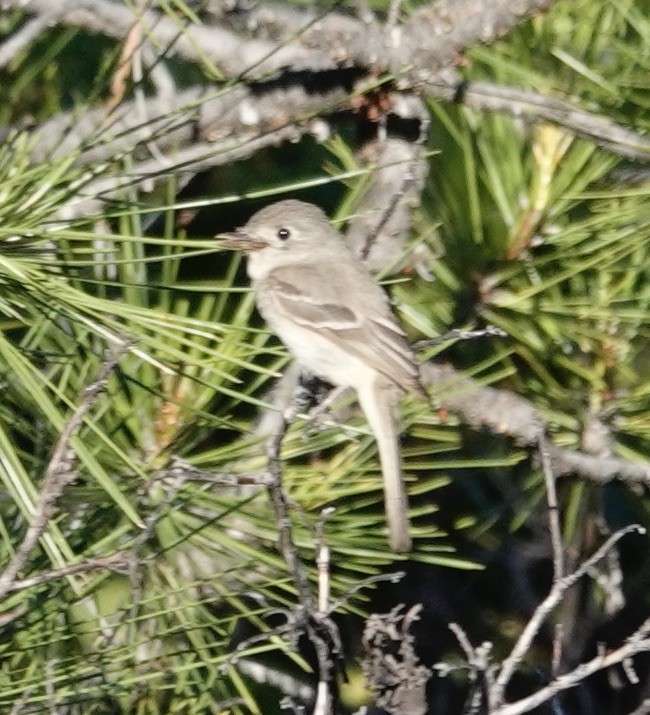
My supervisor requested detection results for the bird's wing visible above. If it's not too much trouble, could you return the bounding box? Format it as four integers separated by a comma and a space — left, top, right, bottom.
262, 264, 423, 395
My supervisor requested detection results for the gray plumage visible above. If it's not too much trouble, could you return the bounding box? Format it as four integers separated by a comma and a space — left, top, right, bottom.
222, 200, 425, 551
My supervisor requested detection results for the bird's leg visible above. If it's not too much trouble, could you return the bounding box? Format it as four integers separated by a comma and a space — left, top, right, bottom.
303, 385, 352, 439
294, 371, 348, 437
303, 394, 358, 440
295, 372, 330, 411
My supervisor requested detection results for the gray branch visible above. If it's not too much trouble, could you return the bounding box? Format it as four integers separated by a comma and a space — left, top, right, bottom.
423, 80, 650, 161
492, 524, 644, 707
0, 4, 71, 69
8, 0, 554, 78
0, 344, 129, 603
9, 0, 644, 216
420, 363, 650, 488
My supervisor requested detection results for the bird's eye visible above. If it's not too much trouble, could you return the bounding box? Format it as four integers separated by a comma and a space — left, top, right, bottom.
277, 227, 290, 241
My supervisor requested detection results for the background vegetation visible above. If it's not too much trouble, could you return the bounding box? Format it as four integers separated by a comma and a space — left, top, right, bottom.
0, 0, 648, 713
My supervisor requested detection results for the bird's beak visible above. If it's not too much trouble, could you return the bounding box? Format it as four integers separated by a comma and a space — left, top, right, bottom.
217, 229, 268, 251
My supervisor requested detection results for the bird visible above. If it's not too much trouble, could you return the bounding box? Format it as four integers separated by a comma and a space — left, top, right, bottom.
220, 199, 425, 552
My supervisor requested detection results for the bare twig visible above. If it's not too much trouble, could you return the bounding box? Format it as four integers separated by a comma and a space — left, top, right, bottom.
6, 553, 130, 593
538, 434, 564, 580
345, 95, 431, 274
264, 385, 346, 712
157, 456, 273, 487
0, 5, 70, 69
494, 630, 650, 715
423, 80, 650, 162
415, 325, 507, 350
551, 622, 564, 678
492, 524, 645, 706
313, 511, 334, 715
0, 343, 129, 603
449, 622, 477, 664
265, 386, 316, 610
448, 624, 495, 713
441, 529, 648, 714
236, 658, 315, 703
328, 571, 405, 613
356, 122, 429, 266
316, 508, 333, 614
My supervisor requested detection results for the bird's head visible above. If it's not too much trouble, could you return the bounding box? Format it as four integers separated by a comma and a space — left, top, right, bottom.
218, 200, 335, 253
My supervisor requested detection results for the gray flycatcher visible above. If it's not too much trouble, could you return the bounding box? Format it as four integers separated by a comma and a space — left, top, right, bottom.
220, 199, 425, 552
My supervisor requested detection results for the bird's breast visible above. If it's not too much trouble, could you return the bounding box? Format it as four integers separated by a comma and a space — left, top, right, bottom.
254, 283, 370, 389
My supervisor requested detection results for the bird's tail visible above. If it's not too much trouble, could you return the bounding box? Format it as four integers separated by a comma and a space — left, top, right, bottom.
358, 381, 411, 552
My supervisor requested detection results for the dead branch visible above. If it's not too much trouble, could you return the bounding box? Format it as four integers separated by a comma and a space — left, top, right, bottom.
549, 448, 650, 487
263, 383, 343, 712
494, 629, 650, 715
434, 526, 647, 714
363, 604, 431, 715
423, 80, 650, 161
9, 0, 554, 79
6, 553, 131, 593
158, 456, 273, 488
16, 0, 644, 164
30, 81, 351, 164
4, 0, 640, 226
0, 4, 71, 69
346, 133, 430, 272
63, 125, 317, 219
492, 524, 645, 707
0, 343, 129, 603
420, 363, 650, 488
538, 434, 565, 580
447, 622, 495, 712
265, 385, 316, 609
2, 0, 324, 76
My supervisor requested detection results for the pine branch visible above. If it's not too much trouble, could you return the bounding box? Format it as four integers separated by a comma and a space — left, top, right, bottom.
421, 363, 650, 488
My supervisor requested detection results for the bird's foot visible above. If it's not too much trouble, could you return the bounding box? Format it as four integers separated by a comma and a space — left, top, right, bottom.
302, 386, 350, 439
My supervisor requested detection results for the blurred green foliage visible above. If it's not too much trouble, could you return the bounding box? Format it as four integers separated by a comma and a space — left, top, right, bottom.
0, 0, 647, 712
